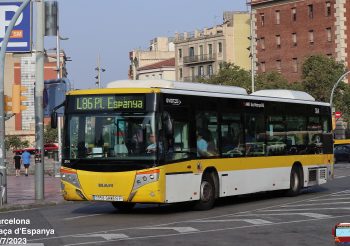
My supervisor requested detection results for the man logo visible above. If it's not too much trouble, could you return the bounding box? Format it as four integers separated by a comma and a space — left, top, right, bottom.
98, 184, 113, 188
166, 98, 181, 106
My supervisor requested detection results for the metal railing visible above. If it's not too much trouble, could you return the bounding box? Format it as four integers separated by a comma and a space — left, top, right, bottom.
183, 54, 216, 64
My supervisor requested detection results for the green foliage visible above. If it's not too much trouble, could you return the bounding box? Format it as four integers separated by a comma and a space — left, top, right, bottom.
5, 135, 29, 151
255, 71, 301, 90
201, 62, 251, 92
301, 54, 346, 102
44, 125, 58, 144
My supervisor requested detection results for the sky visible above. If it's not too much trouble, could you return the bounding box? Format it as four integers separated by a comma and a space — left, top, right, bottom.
45, 0, 248, 89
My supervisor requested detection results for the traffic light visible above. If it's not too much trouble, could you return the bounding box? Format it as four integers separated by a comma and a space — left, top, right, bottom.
12, 84, 28, 114
4, 95, 12, 113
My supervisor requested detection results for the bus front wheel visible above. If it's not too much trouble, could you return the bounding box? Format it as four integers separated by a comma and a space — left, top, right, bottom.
193, 173, 216, 210
111, 202, 135, 212
286, 167, 302, 196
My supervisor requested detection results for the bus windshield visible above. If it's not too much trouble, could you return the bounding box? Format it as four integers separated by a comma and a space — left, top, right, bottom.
64, 112, 157, 160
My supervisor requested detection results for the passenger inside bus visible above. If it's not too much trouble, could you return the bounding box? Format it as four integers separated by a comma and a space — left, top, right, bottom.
196, 129, 209, 157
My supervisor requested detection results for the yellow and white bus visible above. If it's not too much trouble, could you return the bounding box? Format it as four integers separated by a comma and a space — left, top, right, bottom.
57, 80, 333, 210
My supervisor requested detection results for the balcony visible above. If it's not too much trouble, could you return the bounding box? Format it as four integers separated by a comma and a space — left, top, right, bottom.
183, 54, 216, 65
182, 75, 213, 82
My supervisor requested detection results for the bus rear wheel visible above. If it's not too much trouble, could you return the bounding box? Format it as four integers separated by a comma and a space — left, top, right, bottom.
286, 167, 302, 196
193, 173, 216, 210
111, 202, 135, 212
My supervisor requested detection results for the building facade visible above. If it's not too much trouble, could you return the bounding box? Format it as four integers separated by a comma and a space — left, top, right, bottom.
129, 37, 175, 80
174, 11, 250, 82
137, 58, 175, 80
250, 0, 350, 82
5, 51, 67, 143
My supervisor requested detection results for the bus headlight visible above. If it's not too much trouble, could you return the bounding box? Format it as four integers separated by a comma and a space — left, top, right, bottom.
132, 169, 160, 190
60, 168, 81, 189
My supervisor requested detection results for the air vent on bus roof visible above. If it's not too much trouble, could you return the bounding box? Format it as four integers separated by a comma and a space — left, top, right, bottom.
106, 79, 248, 95
251, 89, 315, 101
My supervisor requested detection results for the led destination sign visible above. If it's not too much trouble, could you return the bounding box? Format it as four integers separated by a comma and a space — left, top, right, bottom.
72, 95, 145, 111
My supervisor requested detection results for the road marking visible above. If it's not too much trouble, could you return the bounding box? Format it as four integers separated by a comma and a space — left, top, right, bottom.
63, 214, 104, 221
335, 176, 346, 179
73, 234, 128, 240
190, 219, 272, 225
61, 214, 350, 246
308, 197, 350, 202
141, 227, 199, 233
281, 201, 350, 207
299, 213, 332, 219
226, 212, 332, 219
263, 207, 350, 212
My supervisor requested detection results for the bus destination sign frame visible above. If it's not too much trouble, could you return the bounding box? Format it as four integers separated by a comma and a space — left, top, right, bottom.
70, 95, 145, 112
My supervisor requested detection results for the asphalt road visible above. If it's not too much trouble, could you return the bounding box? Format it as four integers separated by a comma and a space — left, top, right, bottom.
1, 163, 350, 246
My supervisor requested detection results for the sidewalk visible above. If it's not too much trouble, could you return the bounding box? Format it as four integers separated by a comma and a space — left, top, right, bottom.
1, 174, 65, 211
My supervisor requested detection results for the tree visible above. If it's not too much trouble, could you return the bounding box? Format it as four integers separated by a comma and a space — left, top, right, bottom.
301, 55, 346, 102
255, 71, 302, 91
5, 135, 29, 151
44, 125, 58, 144
200, 62, 251, 92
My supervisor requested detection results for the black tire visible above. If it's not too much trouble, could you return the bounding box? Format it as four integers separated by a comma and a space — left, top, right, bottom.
286, 167, 302, 197
111, 202, 135, 212
193, 173, 216, 210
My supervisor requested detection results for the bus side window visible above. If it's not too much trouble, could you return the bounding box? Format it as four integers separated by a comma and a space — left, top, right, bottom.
196, 111, 219, 157
286, 115, 307, 155
244, 113, 265, 157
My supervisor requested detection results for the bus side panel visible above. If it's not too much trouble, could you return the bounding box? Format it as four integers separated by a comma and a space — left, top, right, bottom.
165, 173, 201, 203
219, 167, 291, 197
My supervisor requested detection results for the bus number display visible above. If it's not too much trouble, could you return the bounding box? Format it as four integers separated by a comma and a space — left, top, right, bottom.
73, 95, 144, 111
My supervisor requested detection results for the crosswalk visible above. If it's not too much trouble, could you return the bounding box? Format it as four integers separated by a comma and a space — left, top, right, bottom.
26, 189, 350, 245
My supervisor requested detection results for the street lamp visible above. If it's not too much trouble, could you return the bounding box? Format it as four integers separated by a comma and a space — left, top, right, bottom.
330, 70, 350, 109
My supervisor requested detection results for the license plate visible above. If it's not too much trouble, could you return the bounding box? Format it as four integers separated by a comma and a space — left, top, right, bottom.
92, 195, 123, 201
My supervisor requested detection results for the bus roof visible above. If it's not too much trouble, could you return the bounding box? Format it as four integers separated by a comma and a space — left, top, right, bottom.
251, 89, 315, 101
106, 79, 248, 95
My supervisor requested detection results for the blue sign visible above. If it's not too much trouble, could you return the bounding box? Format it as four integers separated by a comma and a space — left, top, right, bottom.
0, 2, 32, 53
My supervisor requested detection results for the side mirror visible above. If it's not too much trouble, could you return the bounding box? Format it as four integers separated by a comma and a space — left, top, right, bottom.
51, 111, 58, 129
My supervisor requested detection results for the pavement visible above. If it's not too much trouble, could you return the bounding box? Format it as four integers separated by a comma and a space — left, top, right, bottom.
1, 173, 65, 212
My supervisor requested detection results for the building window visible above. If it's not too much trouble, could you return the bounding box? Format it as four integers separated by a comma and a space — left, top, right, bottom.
276, 60, 281, 72
291, 7, 297, 21
292, 58, 298, 73
198, 66, 204, 77
260, 37, 265, 50
208, 65, 213, 76
208, 44, 213, 59
218, 42, 222, 53
178, 49, 182, 59
189, 47, 195, 58
260, 13, 265, 27
326, 2, 331, 17
276, 35, 281, 48
309, 30, 314, 44
275, 10, 280, 24
326, 27, 332, 42
292, 33, 297, 46
179, 68, 183, 79
308, 4, 313, 19
260, 61, 266, 73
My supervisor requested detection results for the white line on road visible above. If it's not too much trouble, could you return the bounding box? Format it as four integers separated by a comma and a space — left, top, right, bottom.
61, 213, 350, 246
63, 214, 105, 221
263, 207, 350, 212
141, 227, 199, 233
308, 197, 350, 202
190, 219, 272, 225
281, 201, 350, 207
73, 234, 128, 240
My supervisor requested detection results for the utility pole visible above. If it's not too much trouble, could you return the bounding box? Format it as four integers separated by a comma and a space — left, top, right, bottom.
95, 54, 105, 88
249, 6, 256, 93
0, 0, 31, 206
35, 0, 45, 200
